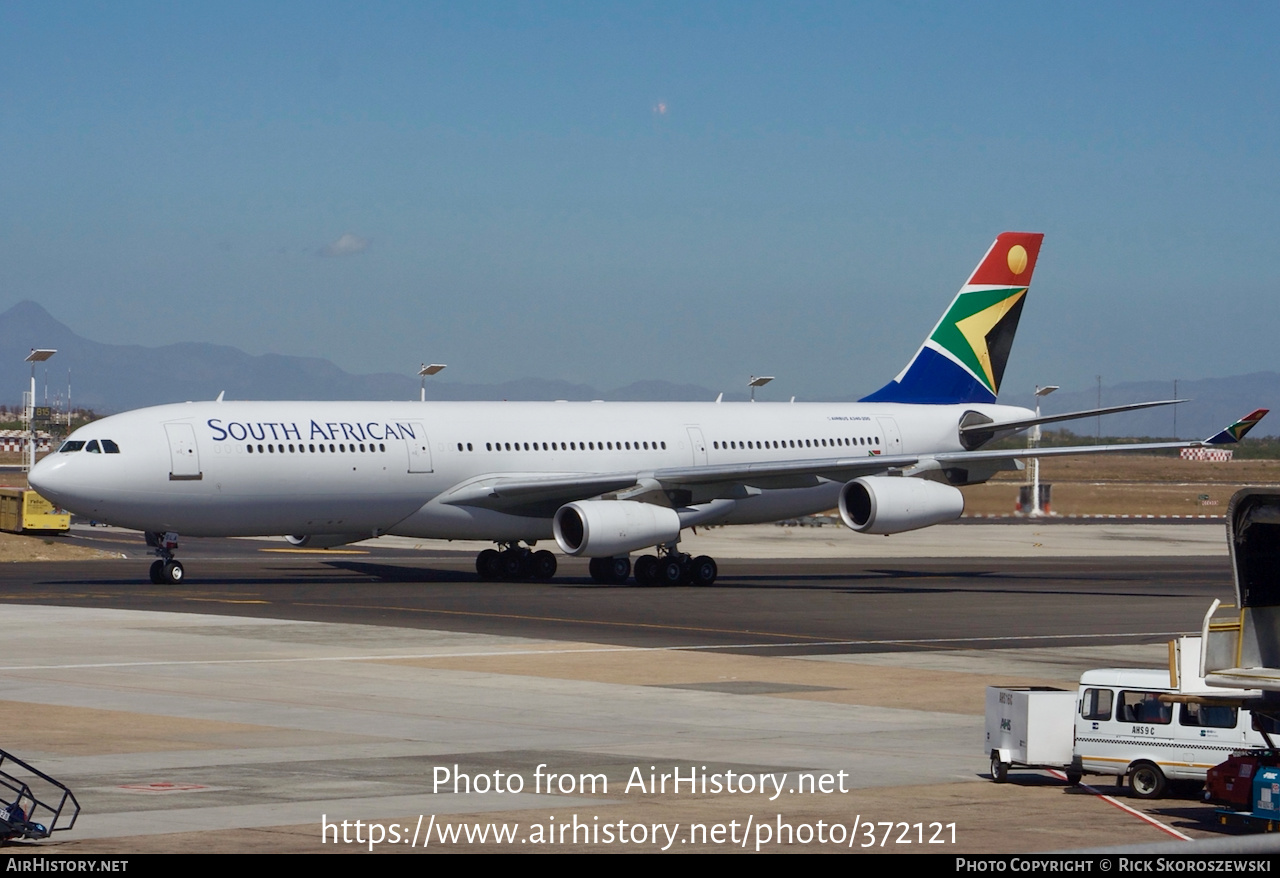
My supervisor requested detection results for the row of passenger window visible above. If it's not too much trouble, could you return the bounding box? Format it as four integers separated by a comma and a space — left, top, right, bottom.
245, 442, 387, 454
455, 440, 670, 452
1081, 688, 1238, 729
713, 436, 880, 451
57, 439, 120, 454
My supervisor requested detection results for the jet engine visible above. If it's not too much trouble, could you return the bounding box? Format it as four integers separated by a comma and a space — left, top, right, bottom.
838, 476, 965, 535
553, 500, 681, 557
285, 534, 369, 549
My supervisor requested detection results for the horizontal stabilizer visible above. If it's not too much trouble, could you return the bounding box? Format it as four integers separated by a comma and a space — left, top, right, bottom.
937, 409, 1269, 467
960, 398, 1188, 436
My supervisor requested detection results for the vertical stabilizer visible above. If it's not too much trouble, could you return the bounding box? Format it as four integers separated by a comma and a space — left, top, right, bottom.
861, 232, 1044, 405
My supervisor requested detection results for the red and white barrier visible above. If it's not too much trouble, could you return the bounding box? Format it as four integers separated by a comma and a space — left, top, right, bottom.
1181, 448, 1233, 462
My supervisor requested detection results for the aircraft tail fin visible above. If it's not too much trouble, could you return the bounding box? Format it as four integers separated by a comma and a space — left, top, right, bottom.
861, 232, 1044, 405
1204, 409, 1269, 445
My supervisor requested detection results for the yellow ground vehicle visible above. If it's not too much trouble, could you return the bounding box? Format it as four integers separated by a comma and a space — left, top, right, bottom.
0, 488, 70, 533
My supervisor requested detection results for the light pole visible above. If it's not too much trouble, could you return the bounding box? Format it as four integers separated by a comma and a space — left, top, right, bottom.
25, 349, 56, 471
418, 363, 446, 401
748, 376, 774, 402
1030, 384, 1058, 516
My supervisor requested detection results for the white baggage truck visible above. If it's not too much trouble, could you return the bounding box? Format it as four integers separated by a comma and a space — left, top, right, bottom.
987, 637, 1266, 797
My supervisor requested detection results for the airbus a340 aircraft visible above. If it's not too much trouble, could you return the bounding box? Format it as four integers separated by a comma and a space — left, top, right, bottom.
29, 232, 1266, 586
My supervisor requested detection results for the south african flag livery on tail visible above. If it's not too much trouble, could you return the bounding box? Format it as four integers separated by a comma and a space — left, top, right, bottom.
1206, 409, 1269, 445
862, 232, 1044, 405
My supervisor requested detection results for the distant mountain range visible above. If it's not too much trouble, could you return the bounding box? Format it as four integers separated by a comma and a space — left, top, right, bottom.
0, 300, 1274, 439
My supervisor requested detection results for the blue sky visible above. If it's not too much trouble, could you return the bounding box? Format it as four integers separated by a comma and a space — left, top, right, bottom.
2, 2, 1277, 401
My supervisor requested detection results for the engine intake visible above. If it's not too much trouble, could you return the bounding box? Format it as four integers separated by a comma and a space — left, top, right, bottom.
553, 500, 681, 557
838, 476, 965, 534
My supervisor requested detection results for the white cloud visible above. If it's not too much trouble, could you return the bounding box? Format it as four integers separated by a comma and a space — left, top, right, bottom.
318, 233, 370, 257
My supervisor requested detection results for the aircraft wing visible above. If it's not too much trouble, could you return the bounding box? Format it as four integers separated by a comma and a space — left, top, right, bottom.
440, 409, 1266, 515
438, 453, 922, 515
437, 473, 650, 511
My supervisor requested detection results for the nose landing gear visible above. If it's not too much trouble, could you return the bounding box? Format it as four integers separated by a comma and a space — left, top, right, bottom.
145, 531, 185, 585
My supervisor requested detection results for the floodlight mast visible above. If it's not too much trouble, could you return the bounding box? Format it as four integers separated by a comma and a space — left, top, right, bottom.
748, 375, 774, 402
1029, 384, 1059, 516
24, 349, 56, 472
418, 364, 446, 401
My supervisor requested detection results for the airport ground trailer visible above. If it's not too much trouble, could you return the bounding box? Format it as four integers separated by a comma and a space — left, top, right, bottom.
985, 686, 1080, 784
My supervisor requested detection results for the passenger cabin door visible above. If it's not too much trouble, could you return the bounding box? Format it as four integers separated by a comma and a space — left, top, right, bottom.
877, 417, 902, 455
406, 421, 433, 472
687, 427, 708, 465
165, 423, 202, 481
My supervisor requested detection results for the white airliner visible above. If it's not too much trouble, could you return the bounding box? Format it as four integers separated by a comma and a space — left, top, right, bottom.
28, 232, 1266, 586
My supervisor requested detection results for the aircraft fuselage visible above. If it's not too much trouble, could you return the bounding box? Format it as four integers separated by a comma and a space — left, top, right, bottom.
30, 399, 1030, 540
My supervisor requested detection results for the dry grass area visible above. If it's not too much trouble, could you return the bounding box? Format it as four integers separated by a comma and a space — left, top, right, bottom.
962, 455, 1280, 516
0, 531, 118, 561
0, 515, 112, 562
1006, 456, 1280, 484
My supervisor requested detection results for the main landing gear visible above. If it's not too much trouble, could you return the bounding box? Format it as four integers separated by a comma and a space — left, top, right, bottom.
475, 543, 719, 587
475, 543, 558, 581
594, 546, 718, 587
145, 531, 184, 585
632, 548, 717, 587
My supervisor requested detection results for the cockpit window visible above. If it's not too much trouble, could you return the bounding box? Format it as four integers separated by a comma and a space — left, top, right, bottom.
101, 439, 120, 453
58, 441, 85, 453
85, 440, 101, 453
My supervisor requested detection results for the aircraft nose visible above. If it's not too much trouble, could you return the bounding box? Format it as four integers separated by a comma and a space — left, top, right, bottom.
28, 455, 70, 504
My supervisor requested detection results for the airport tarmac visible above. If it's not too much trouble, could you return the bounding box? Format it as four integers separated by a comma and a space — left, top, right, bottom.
0, 522, 1263, 854
375, 519, 1231, 559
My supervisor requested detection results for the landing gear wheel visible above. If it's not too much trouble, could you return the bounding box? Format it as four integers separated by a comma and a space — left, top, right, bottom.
589, 557, 631, 584
161, 560, 184, 585
1128, 762, 1166, 799
634, 555, 659, 587
531, 550, 557, 581
607, 556, 631, 584
660, 558, 685, 586
499, 549, 528, 580
476, 549, 500, 579
149, 560, 165, 585
1066, 771, 1083, 787
990, 753, 1009, 783
690, 555, 718, 586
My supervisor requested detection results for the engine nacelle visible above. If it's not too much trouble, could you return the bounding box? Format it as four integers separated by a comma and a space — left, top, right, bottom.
553, 500, 681, 557
285, 534, 369, 549
838, 476, 965, 535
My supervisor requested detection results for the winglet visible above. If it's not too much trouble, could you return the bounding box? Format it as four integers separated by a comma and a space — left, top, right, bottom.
1204, 409, 1268, 445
